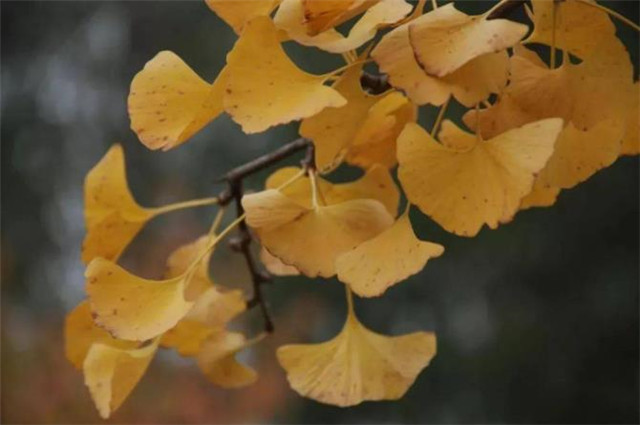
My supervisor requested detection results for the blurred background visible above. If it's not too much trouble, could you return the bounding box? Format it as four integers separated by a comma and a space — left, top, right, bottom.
1, 1, 638, 423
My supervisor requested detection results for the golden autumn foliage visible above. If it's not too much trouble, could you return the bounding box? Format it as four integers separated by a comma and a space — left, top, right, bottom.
67, 0, 638, 419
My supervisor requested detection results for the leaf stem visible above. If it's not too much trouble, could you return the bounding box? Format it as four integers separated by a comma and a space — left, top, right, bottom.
208, 206, 226, 237
154, 197, 218, 215
431, 97, 450, 138
185, 213, 246, 276
325, 59, 372, 81
309, 170, 321, 209
345, 285, 355, 316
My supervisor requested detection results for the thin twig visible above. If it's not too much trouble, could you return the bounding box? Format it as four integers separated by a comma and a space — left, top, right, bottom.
227, 179, 274, 333
220, 137, 311, 185
216, 138, 315, 333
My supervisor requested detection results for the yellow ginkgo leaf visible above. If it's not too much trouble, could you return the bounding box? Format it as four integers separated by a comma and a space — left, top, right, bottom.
161, 286, 246, 356
524, 0, 617, 60
82, 145, 154, 264
260, 247, 300, 276
165, 235, 215, 301
488, 47, 632, 133
347, 91, 417, 168
371, 21, 510, 106
518, 119, 624, 209
407, 3, 528, 77
336, 212, 444, 297
275, 0, 411, 53
543, 119, 624, 189
128, 51, 227, 151
205, 0, 280, 34
160, 321, 215, 357
621, 82, 639, 156
397, 120, 563, 236
300, 63, 383, 171
277, 292, 436, 406
243, 189, 394, 277
187, 286, 246, 327
225, 16, 346, 133
462, 93, 536, 140
520, 178, 560, 210
301, 0, 378, 35
83, 339, 158, 419
265, 165, 400, 216
438, 119, 477, 151
161, 236, 246, 356
65, 301, 136, 370
86, 257, 195, 341
197, 331, 260, 388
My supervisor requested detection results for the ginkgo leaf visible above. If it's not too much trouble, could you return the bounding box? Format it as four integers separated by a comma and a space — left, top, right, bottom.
470, 46, 633, 134
464, 46, 633, 194
336, 212, 444, 297
243, 189, 394, 277
224, 16, 346, 133
301, 0, 378, 35
300, 63, 383, 171
197, 331, 260, 388
277, 295, 436, 406
165, 235, 215, 301
86, 257, 195, 341
275, 0, 411, 53
186, 286, 246, 327
161, 237, 247, 356
397, 120, 563, 236
128, 51, 227, 151
524, 0, 617, 60
407, 3, 528, 77
82, 145, 154, 264
65, 301, 136, 370
161, 286, 246, 356
371, 21, 510, 106
166, 234, 247, 322
205, 0, 280, 34
265, 165, 400, 216
518, 119, 624, 209
543, 119, 624, 189
520, 179, 560, 210
621, 82, 639, 156
462, 93, 536, 140
83, 339, 158, 419
160, 285, 245, 357
347, 91, 417, 168
438, 119, 477, 151
161, 321, 216, 357
260, 247, 300, 276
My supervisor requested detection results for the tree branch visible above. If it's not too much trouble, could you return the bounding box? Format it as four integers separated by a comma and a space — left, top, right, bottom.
217, 138, 314, 333
227, 179, 274, 333
221, 137, 311, 183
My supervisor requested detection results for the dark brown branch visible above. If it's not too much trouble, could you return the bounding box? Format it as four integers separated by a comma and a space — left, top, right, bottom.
227, 179, 274, 333
217, 138, 316, 333
222, 137, 311, 183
